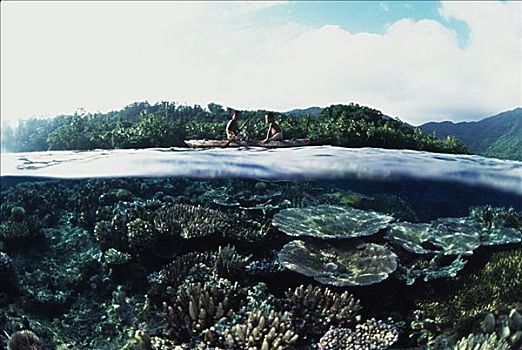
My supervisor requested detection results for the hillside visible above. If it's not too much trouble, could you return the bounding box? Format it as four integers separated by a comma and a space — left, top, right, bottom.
420, 108, 522, 161
284, 106, 323, 116
1, 102, 468, 155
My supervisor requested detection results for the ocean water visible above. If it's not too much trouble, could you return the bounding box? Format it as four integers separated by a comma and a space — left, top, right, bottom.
1, 146, 521, 350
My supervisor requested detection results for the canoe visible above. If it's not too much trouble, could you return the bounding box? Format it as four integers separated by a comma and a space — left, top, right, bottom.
184, 138, 326, 148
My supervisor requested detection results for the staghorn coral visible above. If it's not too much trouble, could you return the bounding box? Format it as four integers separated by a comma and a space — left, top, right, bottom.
272, 205, 394, 239
278, 240, 398, 287
153, 204, 231, 239
94, 202, 232, 258
7, 330, 41, 350
283, 284, 361, 338
152, 245, 251, 293
419, 249, 522, 331
164, 277, 246, 340
453, 333, 510, 350
318, 318, 399, 350
216, 308, 298, 350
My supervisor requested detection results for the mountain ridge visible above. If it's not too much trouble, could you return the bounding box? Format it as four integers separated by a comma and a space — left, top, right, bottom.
420, 108, 522, 160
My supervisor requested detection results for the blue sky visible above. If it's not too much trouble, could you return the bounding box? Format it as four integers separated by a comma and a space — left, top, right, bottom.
1, 1, 520, 125
253, 1, 470, 46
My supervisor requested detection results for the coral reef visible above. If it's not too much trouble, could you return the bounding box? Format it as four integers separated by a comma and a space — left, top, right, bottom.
397, 255, 468, 285
0, 252, 19, 299
1, 177, 520, 350
153, 204, 231, 239
318, 318, 399, 350
10, 206, 26, 223
278, 240, 398, 286
0, 215, 40, 250
7, 330, 41, 350
453, 333, 510, 350
151, 245, 250, 293
387, 216, 522, 258
164, 277, 246, 340
418, 249, 522, 332
216, 308, 298, 349
470, 205, 522, 231
283, 284, 361, 338
273, 205, 394, 239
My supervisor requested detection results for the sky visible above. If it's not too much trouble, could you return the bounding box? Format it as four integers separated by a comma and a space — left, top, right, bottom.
1, 1, 521, 126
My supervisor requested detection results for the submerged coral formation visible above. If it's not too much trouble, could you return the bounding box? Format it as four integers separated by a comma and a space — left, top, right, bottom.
1, 177, 521, 350
273, 205, 394, 239
164, 277, 245, 339
453, 333, 510, 350
418, 249, 522, 332
278, 240, 398, 286
7, 330, 41, 350
283, 284, 361, 338
318, 318, 399, 350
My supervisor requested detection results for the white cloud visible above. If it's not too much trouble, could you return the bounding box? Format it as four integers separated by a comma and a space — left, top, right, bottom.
1, 1, 520, 126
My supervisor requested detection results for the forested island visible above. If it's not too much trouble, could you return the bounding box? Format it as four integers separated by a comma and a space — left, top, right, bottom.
1, 102, 468, 154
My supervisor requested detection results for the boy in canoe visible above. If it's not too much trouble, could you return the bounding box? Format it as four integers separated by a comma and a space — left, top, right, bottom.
226, 110, 240, 141
261, 112, 283, 143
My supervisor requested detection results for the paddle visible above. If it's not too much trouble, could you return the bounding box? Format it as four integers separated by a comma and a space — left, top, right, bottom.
223, 114, 255, 148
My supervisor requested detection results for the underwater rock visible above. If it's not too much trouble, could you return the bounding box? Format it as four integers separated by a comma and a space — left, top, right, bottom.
453, 332, 510, 350
278, 240, 398, 287
7, 330, 42, 350
318, 318, 399, 350
283, 284, 361, 338
273, 205, 393, 239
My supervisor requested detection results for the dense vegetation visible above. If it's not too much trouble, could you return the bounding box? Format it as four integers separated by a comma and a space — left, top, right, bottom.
420, 108, 522, 160
1, 101, 468, 154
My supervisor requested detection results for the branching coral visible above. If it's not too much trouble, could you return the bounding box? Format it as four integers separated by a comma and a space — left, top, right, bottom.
453, 333, 510, 350
216, 308, 298, 349
153, 204, 231, 239
283, 284, 361, 338
153, 245, 251, 291
164, 277, 246, 339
